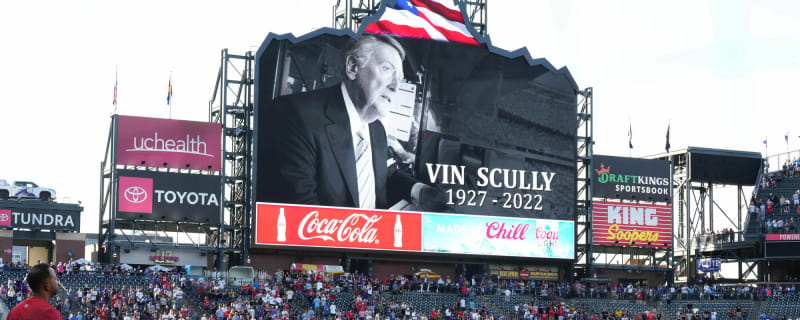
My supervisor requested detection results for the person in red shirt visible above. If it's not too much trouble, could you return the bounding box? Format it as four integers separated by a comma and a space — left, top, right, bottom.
7, 263, 62, 320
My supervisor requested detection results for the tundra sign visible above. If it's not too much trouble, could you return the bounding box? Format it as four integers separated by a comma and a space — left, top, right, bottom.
117, 170, 220, 223
0, 207, 81, 231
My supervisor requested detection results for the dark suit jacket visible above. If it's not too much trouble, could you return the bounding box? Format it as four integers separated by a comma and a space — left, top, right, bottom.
258, 84, 415, 209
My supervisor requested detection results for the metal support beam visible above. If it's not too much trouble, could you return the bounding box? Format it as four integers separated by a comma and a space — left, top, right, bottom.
209, 49, 254, 269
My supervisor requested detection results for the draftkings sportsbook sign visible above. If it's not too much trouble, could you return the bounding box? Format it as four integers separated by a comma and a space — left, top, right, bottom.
592, 155, 670, 202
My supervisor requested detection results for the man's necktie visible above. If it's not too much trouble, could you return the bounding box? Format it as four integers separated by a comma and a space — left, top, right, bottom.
355, 127, 375, 209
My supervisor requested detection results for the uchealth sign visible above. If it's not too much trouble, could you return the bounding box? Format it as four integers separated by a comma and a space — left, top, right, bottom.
592, 201, 672, 248
0, 208, 80, 231
117, 170, 220, 223
254, 203, 574, 259
116, 115, 222, 171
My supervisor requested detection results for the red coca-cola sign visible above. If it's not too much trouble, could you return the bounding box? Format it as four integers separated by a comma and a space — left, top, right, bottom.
255, 203, 423, 251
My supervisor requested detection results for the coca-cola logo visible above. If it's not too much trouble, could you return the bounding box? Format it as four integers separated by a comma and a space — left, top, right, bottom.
485, 222, 529, 240
298, 211, 383, 244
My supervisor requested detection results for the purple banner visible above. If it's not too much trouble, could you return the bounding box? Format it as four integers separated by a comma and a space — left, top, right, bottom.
116, 115, 222, 171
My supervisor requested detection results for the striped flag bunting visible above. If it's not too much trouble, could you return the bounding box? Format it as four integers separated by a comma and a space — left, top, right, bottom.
365, 0, 479, 45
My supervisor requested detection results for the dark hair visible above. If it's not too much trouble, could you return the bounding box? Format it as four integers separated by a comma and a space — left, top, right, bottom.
27, 263, 53, 292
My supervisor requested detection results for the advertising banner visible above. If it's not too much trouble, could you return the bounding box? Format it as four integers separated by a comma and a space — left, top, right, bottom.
592, 155, 670, 202
696, 258, 721, 273
421, 213, 574, 259
116, 115, 222, 171
116, 170, 220, 223
119, 247, 207, 266
255, 31, 578, 222
255, 203, 423, 252
592, 201, 672, 248
0, 208, 80, 231
255, 202, 574, 259
766, 234, 800, 241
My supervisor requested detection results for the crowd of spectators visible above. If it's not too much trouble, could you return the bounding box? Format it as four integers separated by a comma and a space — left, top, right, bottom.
782, 159, 800, 178
6, 262, 800, 320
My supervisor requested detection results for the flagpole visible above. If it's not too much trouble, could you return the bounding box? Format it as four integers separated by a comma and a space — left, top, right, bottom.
169, 71, 172, 119
114, 65, 118, 115
628, 117, 632, 158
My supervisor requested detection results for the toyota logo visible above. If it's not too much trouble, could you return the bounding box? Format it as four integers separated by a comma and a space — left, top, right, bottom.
124, 186, 148, 203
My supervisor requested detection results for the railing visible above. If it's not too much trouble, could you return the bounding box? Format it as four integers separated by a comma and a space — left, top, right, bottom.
742, 159, 767, 235
764, 149, 800, 175
694, 231, 746, 247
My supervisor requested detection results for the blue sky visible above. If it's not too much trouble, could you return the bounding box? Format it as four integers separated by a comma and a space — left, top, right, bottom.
1, 0, 799, 236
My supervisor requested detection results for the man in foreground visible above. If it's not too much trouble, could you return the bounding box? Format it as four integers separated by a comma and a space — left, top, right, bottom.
7, 263, 62, 320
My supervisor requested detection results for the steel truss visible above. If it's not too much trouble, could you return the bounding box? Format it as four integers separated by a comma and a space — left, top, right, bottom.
209, 49, 254, 269
332, 0, 381, 33
576, 87, 673, 282
332, 0, 487, 36
574, 87, 593, 278
665, 151, 765, 283
98, 118, 222, 264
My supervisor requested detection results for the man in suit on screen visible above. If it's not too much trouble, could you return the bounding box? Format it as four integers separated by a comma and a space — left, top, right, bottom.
259, 34, 443, 210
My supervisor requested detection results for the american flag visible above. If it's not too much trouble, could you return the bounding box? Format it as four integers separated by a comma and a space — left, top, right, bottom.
365, 0, 478, 45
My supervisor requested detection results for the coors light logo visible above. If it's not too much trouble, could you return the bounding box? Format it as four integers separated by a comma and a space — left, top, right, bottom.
535, 223, 559, 248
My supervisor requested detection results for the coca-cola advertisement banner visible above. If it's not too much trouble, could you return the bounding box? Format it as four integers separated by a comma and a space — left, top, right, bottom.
116, 115, 222, 171
591, 201, 672, 248
421, 214, 574, 259
117, 170, 221, 223
254, 203, 423, 252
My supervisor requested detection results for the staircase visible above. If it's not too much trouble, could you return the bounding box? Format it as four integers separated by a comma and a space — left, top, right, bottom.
479, 294, 513, 319
744, 176, 800, 236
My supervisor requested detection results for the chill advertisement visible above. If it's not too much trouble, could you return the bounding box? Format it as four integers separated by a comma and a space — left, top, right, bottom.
591, 155, 670, 202
421, 213, 574, 259
254, 19, 577, 222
